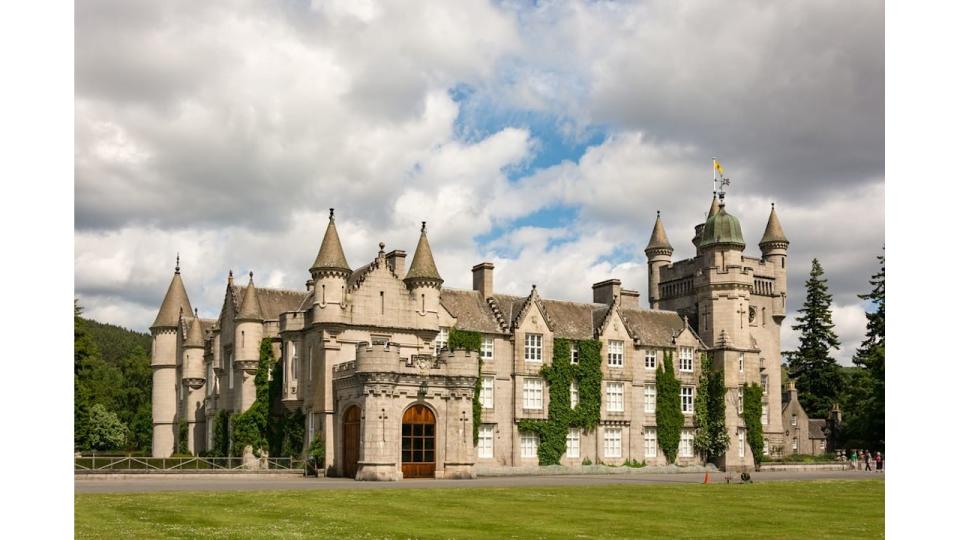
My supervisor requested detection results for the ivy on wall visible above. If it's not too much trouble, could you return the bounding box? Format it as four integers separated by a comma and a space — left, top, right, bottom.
448, 328, 483, 444
743, 382, 765, 467
176, 417, 189, 455
211, 409, 230, 457
656, 351, 683, 463
693, 354, 730, 462
230, 338, 272, 456
517, 338, 602, 466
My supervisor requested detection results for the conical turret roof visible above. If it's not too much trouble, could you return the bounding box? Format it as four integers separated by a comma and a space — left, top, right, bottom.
645, 211, 673, 253
185, 312, 205, 347
404, 222, 443, 283
311, 209, 351, 273
152, 260, 193, 329
237, 272, 263, 321
760, 203, 789, 246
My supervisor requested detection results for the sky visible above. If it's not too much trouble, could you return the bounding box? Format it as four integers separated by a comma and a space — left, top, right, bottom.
74, 0, 884, 365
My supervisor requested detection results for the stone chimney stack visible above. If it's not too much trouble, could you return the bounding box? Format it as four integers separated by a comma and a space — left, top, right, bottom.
472, 262, 495, 299
592, 279, 622, 306
387, 250, 407, 278
620, 288, 640, 309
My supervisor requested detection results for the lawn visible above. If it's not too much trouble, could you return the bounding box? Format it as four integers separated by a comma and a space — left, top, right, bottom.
75, 479, 883, 539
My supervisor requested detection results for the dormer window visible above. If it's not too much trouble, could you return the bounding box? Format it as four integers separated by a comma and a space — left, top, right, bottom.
679, 347, 694, 372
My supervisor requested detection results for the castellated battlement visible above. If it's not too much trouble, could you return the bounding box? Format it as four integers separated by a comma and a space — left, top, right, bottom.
437, 348, 480, 379
355, 341, 403, 373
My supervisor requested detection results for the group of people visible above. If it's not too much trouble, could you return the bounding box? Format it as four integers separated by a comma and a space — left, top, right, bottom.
842, 449, 883, 472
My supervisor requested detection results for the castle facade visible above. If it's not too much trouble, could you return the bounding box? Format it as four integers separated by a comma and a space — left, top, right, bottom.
150, 194, 790, 478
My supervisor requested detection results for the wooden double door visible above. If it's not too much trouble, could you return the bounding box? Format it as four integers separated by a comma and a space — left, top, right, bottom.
401, 405, 436, 479
342, 406, 361, 479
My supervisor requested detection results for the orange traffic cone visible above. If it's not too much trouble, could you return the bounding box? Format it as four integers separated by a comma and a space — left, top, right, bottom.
703, 471, 710, 484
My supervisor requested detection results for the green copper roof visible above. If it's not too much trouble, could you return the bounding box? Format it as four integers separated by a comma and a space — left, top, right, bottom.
699, 206, 745, 249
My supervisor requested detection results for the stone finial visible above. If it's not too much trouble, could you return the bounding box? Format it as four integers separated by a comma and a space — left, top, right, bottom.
329, 208, 335, 221
421, 221, 426, 233
175, 253, 180, 274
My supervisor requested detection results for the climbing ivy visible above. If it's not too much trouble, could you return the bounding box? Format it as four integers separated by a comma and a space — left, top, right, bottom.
448, 328, 483, 444
211, 409, 230, 457
230, 338, 272, 456
517, 338, 602, 465
656, 351, 683, 463
693, 354, 730, 462
177, 418, 189, 455
743, 382, 765, 467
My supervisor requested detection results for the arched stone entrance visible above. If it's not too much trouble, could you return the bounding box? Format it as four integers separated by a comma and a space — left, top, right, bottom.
401, 404, 436, 478
342, 405, 361, 479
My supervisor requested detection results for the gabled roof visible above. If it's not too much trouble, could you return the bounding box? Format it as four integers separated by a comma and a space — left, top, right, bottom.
311, 209, 351, 273
620, 308, 687, 348
404, 223, 442, 283
808, 419, 827, 439
152, 269, 193, 329
541, 299, 603, 340
440, 288, 503, 334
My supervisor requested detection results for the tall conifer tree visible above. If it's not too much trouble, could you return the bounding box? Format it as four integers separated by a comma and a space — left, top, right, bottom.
788, 259, 843, 418
853, 251, 884, 447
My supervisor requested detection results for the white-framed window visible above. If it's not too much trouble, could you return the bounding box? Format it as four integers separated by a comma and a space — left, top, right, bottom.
644, 427, 657, 458
763, 438, 770, 456
478, 425, 494, 458
680, 429, 694, 458
761, 374, 768, 395
820, 440, 826, 450
738, 429, 746, 458
435, 327, 449, 355
524, 333, 543, 362
792, 438, 798, 453
522, 377, 543, 410
566, 428, 581, 458
570, 381, 579, 409
606, 382, 624, 412
791, 414, 797, 427
761, 404, 768, 425
608, 340, 624, 367
738, 386, 744, 414
644, 350, 657, 370
681, 386, 694, 414
570, 342, 579, 365
481, 376, 495, 409
738, 352, 744, 373
603, 428, 622, 458
521, 432, 539, 458
481, 336, 494, 361
644, 384, 656, 413
679, 347, 694, 372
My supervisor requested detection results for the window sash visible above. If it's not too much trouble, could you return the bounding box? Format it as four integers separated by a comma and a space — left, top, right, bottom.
679, 347, 694, 372
606, 382, 624, 412
644, 350, 657, 369
644, 385, 656, 413
681, 386, 694, 414
481, 377, 495, 409
566, 429, 581, 458
521, 433, 538, 458
524, 334, 543, 362
523, 378, 543, 410
738, 429, 746, 458
481, 337, 494, 359
604, 428, 622, 458
478, 425, 494, 458
608, 340, 624, 367
570, 381, 579, 409
680, 430, 694, 458
570, 344, 579, 364
644, 428, 657, 458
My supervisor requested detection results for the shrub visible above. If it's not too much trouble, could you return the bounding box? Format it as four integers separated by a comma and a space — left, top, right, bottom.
581, 457, 592, 466
743, 383, 765, 467
86, 404, 126, 451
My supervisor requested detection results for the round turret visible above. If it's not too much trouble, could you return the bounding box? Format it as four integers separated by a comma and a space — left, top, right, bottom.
699, 203, 746, 250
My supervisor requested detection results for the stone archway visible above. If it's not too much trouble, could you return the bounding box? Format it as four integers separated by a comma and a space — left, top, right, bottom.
401, 404, 436, 478
342, 405, 361, 479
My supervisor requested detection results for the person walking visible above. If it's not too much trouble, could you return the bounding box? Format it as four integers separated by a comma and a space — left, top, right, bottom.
856, 450, 862, 471
876, 452, 883, 473
864, 451, 873, 472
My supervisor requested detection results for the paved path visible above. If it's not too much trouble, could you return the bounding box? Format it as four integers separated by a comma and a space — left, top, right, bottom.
76, 470, 882, 494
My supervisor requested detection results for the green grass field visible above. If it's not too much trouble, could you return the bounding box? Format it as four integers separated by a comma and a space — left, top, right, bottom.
75, 479, 883, 539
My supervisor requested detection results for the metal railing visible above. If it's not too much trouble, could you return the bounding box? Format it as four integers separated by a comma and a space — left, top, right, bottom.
75, 455, 306, 472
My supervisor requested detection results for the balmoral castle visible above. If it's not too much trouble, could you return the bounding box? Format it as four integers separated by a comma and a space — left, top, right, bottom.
150, 192, 791, 478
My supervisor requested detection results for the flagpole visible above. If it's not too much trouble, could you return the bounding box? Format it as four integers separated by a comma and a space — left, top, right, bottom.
712, 157, 717, 194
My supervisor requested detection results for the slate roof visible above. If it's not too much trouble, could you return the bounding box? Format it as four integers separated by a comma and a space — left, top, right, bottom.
620, 308, 687, 347
808, 419, 827, 439
232, 284, 308, 321
439, 288, 503, 334
152, 271, 193, 329
542, 299, 603, 340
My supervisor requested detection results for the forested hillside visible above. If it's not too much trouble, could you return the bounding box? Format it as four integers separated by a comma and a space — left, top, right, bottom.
74, 302, 153, 452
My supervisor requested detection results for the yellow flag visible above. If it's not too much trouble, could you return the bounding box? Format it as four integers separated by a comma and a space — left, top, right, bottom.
714, 159, 724, 176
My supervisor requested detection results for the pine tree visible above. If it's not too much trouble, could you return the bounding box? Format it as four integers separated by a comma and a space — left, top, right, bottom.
852, 250, 885, 448
788, 259, 843, 419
